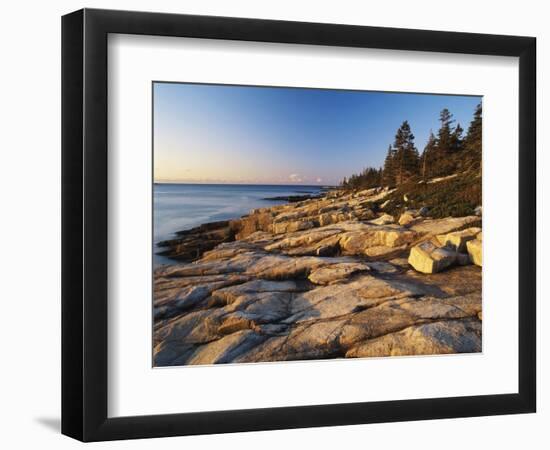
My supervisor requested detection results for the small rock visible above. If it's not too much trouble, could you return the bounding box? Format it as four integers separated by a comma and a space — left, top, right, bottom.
475, 205, 482, 216
398, 212, 416, 227
370, 213, 395, 225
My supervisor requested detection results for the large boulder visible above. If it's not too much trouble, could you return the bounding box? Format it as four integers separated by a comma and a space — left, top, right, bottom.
408, 241, 457, 274
437, 227, 481, 252
467, 238, 482, 266
339, 226, 416, 255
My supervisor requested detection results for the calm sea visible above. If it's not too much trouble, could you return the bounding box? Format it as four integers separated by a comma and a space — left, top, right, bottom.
154, 183, 323, 266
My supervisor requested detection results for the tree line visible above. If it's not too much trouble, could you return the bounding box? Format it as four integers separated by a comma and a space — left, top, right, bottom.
341, 103, 482, 190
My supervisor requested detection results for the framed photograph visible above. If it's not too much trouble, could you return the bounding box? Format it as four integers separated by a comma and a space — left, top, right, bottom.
62, 8, 536, 441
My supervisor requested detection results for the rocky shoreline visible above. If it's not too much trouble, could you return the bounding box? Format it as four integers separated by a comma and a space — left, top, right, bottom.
154, 186, 482, 366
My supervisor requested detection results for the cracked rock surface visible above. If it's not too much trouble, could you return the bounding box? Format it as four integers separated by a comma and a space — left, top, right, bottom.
154, 188, 482, 366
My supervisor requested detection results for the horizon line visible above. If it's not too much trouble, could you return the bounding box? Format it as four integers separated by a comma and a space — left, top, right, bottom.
154, 180, 338, 187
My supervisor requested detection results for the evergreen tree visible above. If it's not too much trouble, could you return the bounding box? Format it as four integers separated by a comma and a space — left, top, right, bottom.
437, 108, 455, 157
382, 145, 397, 186
428, 108, 458, 176
342, 166, 383, 190
393, 121, 419, 184
463, 102, 482, 171
450, 123, 464, 154
340, 103, 482, 191
421, 131, 437, 179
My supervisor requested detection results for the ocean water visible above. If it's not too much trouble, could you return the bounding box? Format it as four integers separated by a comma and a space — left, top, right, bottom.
154, 183, 323, 266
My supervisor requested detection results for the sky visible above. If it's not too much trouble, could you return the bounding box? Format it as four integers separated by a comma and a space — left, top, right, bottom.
153, 82, 481, 185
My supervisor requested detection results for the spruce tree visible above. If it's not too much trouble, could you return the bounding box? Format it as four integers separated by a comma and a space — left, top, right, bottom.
464, 103, 482, 171
421, 131, 437, 179
450, 123, 464, 153
393, 121, 419, 184
429, 108, 457, 176
382, 144, 397, 186
436, 108, 454, 158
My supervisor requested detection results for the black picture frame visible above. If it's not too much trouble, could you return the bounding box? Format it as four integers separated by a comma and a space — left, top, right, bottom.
62, 8, 536, 442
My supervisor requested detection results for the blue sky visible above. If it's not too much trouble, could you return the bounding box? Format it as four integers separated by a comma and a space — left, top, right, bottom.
154, 82, 481, 185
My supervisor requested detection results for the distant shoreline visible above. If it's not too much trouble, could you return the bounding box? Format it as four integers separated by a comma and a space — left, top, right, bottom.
153, 183, 336, 267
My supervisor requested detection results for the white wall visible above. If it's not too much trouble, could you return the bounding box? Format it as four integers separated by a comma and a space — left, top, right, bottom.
0, 0, 546, 448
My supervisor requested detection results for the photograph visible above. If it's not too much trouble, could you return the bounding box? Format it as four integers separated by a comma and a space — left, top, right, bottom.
152, 82, 483, 367
0, 0, 542, 446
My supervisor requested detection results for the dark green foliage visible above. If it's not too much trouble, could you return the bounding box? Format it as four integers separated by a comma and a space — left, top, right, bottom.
340, 102, 483, 210
462, 103, 482, 172
420, 131, 437, 180
393, 121, 420, 184
437, 108, 454, 155
450, 123, 464, 154
382, 145, 397, 186
421, 108, 457, 178
420, 104, 482, 178
342, 166, 382, 190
